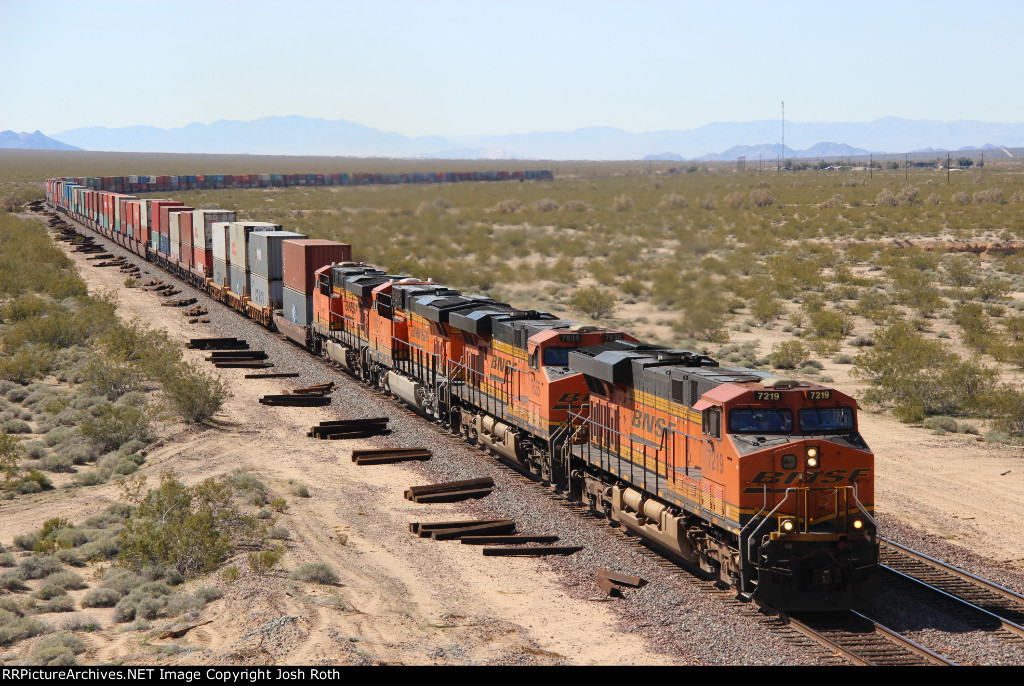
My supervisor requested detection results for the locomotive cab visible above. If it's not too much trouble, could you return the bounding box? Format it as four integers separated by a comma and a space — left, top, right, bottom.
703, 378, 879, 611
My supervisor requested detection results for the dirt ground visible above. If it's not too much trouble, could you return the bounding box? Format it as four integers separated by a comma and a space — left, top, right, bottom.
2, 227, 1023, 666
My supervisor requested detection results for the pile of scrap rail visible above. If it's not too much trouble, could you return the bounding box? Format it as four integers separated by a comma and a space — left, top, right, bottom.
409, 519, 579, 556
404, 477, 496, 503
261, 382, 335, 407
595, 569, 647, 597
351, 447, 428, 465
309, 416, 391, 440
207, 350, 271, 369
188, 337, 249, 350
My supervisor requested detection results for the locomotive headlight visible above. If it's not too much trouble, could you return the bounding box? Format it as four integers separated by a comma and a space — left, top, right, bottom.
805, 447, 819, 469
780, 518, 795, 532
852, 519, 864, 530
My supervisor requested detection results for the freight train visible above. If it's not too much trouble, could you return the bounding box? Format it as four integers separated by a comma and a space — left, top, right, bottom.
45, 176, 879, 612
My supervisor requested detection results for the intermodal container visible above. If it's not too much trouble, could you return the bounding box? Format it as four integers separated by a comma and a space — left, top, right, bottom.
229, 265, 249, 297
247, 231, 307, 280
212, 258, 229, 288
228, 222, 281, 273
282, 286, 313, 325
281, 239, 353, 295
192, 210, 236, 251
211, 222, 232, 263
249, 273, 283, 309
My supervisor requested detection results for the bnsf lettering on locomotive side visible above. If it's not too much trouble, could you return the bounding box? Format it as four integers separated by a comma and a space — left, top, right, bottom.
558, 393, 583, 404
631, 410, 670, 437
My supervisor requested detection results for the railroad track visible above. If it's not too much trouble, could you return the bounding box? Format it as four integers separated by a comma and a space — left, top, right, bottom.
877, 538, 1024, 644
785, 611, 955, 666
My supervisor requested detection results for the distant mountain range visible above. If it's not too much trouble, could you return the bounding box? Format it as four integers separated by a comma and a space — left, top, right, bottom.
0, 130, 81, 151
25, 116, 1024, 160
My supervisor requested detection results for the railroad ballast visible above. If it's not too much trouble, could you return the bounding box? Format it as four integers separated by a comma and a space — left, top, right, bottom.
45, 176, 879, 612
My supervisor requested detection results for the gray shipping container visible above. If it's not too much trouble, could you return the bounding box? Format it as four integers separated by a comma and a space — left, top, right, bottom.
229, 222, 281, 272
229, 265, 249, 297
282, 286, 312, 326
249, 273, 283, 309
193, 210, 236, 250
247, 231, 307, 280
212, 259, 229, 288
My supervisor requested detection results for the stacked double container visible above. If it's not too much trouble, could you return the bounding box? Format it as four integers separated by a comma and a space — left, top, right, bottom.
191, 210, 236, 279
281, 239, 352, 326
211, 222, 232, 287
161, 205, 194, 260
169, 210, 194, 267
228, 222, 281, 297
144, 200, 183, 253
247, 231, 307, 309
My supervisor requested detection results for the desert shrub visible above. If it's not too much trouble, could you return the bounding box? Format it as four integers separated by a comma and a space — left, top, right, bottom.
807, 309, 854, 340
658, 193, 688, 209
42, 453, 73, 473
248, 547, 283, 576
19, 556, 62, 580
268, 526, 290, 540
750, 291, 785, 325
31, 632, 87, 664
45, 571, 87, 591
528, 198, 559, 212
0, 614, 51, 646
769, 341, 808, 370
74, 469, 111, 487
81, 357, 145, 401
292, 484, 310, 498
1, 419, 31, 434
611, 194, 633, 211
698, 193, 716, 210
195, 586, 223, 603
165, 594, 204, 617
112, 598, 136, 623
61, 614, 101, 632
54, 549, 85, 567
118, 472, 260, 578
951, 191, 971, 204
0, 571, 28, 591
80, 402, 152, 452
973, 188, 1003, 204
34, 584, 68, 601
854, 321, 997, 419
43, 426, 74, 447
22, 440, 46, 459
562, 200, 590, 212
922, 416, 958, 433
160, 368, 230, 424
0, 553, 15, 567
749, 189, 774, 207
289, 563, 340, 586
493, 198, 522, 213
39, 596, 76, 613
832, 354, 854, 364
102, 569, 145, 597
875, 189, 899, 207
569, 286, 616, 319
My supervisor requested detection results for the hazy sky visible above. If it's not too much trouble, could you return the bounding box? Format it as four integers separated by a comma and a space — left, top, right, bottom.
2, 0, 1020, 137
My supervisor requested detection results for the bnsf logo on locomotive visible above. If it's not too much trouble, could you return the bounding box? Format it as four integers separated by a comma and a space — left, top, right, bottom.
746, 468, 870, 490
632, 410, 674, 437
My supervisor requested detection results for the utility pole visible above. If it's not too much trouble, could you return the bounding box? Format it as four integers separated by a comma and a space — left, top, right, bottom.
780, 100, 784, 174
905, 154, 908, 182
870, 154, 873, 180
981, 151, 984, 178
947, 153, 951, 183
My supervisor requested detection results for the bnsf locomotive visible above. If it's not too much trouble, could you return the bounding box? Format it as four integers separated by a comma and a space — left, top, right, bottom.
45, 176, 879, 612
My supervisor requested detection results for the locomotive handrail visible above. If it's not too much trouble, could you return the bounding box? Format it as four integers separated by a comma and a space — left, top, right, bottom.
745, 487, 797, 566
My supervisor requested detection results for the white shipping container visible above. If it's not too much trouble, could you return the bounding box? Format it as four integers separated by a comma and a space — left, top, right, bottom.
211, 222, 232, 263
192, 210, 236, 250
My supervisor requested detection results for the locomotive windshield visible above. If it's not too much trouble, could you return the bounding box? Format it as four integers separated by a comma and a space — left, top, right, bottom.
542, 346, 571, 366
728, 408, 794, 434
799, 407, 855, 432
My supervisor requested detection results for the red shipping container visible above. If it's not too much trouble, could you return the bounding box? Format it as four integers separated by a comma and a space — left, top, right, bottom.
193, 247, 213, 278
282, 239, 352, 294
153, 201, 186, 237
